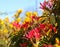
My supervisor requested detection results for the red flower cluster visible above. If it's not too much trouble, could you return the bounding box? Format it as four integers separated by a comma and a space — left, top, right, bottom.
25, 23, 56, 39
26, 27, 40, 39
39, 24, 57, 32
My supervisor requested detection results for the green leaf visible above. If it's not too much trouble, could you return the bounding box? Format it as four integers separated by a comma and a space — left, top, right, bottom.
49, 15, 56, 25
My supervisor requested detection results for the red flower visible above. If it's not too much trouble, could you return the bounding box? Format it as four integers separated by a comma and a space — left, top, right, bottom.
19, 43, 27, 47
49, 24, 57, 32
21, 22, 29, 29
34, 32, 40, 39
12, 22, 20, 29
39, 24, 46, 29
53, 27, 56, 32
30, 15, 35, 19
49, 25, 53, 29
35, 27, 40, 33
34, 28, 40, 39
42, 44, 48, 47
26, 27, 41, 39
42, 44, 53, 47
26, 29, 34, 39
48, 44, 53, 47
49, 0, 53, 2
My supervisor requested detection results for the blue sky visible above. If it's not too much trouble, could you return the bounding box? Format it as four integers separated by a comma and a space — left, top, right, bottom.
0, 0, 43, 21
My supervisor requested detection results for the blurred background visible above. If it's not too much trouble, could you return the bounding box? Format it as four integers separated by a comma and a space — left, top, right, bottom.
0, 0, 43, 21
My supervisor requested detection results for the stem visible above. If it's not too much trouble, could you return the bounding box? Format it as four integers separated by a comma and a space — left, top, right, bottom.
34, 45, 38, 47
31, 39, 39, 47
31, 39, 35, 46
34, 39, 39, 47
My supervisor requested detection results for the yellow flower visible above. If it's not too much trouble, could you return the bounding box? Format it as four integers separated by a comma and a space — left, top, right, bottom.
24, 17, 32, 22
9, 24, 13, 28
1, 21, 4, 24
26, 12, 29, 17
4, 29, 8, 34
33, 11, 38, 16
26, 12, 32, 17
14, 9, 22, 17
0, 20, 4, 25
17, 9, 22, 14
4, 16, 9, 22
54, 44, 60, 47
55, 38, 59, 44
16, 18, 21, 22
